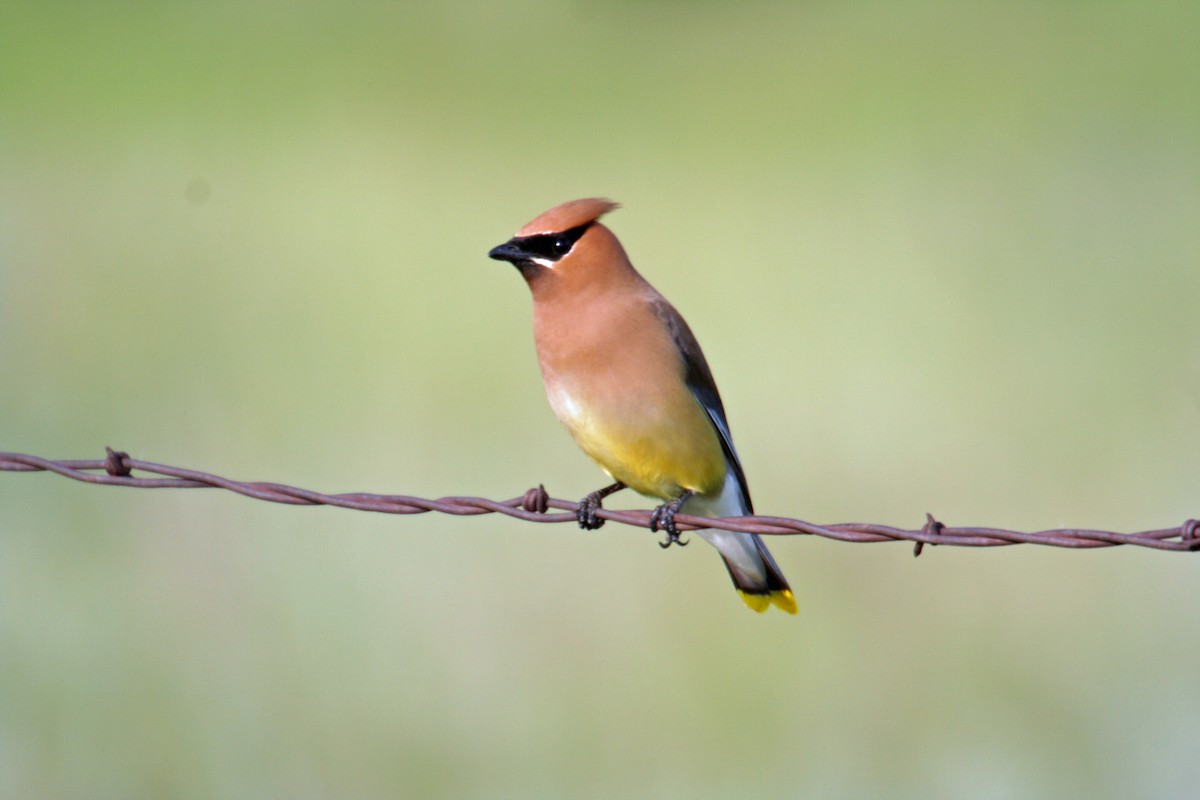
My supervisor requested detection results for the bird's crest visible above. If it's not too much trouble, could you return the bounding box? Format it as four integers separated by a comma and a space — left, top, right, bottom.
517, 198, 620, 237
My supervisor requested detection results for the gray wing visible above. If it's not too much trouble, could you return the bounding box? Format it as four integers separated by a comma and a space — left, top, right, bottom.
651, 296, 754, 515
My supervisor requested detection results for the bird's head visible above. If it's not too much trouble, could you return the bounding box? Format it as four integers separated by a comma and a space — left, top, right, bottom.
488, 198, 628, 291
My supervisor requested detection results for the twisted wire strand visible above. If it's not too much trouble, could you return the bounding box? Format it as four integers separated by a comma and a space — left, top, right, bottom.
2, 449, 1197, 553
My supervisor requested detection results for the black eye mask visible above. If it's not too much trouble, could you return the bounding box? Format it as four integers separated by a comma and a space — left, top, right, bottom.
504, 222, 593, 263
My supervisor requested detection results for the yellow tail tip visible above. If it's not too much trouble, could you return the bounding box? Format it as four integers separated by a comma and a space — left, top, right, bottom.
737, 589, 799, 615
772, 589, 799, 615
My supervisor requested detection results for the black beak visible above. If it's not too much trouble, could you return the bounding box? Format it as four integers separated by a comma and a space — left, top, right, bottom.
488, 239, 528, 263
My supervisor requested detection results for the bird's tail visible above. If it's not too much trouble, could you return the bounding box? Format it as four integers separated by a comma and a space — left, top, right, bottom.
699, 529, 798, 614
686, 468, 797, 614
734, 536, 797, 614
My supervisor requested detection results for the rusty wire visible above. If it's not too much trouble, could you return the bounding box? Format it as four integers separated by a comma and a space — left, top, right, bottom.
2, 449, 1197, 554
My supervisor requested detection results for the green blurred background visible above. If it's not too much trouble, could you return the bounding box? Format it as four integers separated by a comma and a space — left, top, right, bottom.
2, 2, 1198, 797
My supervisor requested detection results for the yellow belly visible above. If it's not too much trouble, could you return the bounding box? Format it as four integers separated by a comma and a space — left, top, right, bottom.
548, 383, 727, 500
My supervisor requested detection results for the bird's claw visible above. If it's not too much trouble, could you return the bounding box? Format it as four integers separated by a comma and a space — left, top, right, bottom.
576, 482, 626, 530
650, 492, 693, 548
656, 528, 688, 548
577, 490, 607, 530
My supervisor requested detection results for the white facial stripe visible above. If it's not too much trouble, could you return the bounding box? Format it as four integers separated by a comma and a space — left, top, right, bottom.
530, 256, 556, 269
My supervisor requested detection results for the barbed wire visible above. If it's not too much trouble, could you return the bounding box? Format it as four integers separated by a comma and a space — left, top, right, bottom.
2, 448, 1197, 554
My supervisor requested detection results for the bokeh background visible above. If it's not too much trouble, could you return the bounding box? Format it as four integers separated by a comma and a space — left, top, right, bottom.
3, 2, 1198, 797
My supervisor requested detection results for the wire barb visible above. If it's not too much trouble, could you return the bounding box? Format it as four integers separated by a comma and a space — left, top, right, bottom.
914, 513, 944, 558
1181, 519, 1200, 548
105, 447, 132, 477
521, 484, 550, 514
2, 449, 1198, 552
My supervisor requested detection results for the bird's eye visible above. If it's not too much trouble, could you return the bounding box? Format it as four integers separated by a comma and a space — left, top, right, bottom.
551, 237, 572, 256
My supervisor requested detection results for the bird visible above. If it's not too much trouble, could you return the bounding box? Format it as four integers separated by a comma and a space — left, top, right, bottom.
488, 198, 796, 614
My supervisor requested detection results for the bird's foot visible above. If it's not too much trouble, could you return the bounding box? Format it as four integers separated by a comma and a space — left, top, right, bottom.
650, 491, 694, 548
576, 482, 626, 530
577, 493, 606, 530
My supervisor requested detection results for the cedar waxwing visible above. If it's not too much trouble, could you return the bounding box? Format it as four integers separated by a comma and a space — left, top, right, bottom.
489, 198, 796, 614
